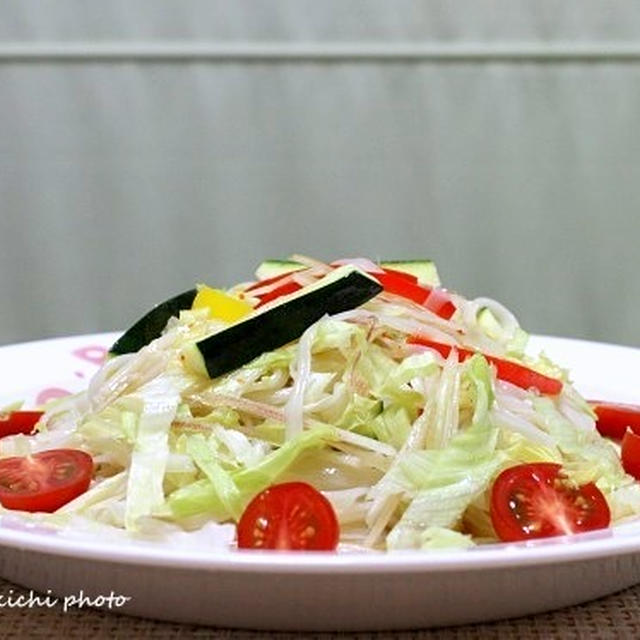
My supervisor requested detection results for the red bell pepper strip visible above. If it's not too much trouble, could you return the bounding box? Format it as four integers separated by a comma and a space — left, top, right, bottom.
250, 264, 457, 319
407, 335, 563, 395
434, 300, 456, 320
407, 336, 471, 361
380, 267, 418, 283
255, 280, 303, 308
621, 429, 640, 479
373, 270, 456, 319
375, 271, 430, 305
245, 269, 302, 293
590, 401, 640, 440
422, 288, 457, 320
0, 410, 44, 438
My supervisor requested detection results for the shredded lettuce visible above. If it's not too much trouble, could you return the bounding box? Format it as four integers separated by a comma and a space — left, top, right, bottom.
370, 405, 412, 449
165, 425, 336, 521
384, 356, 504, 549
124, 376, 180, 530
390, 526, 475, 551
10, 255, 640, 552
186, 434, 243, 520
533, 397, 630, 491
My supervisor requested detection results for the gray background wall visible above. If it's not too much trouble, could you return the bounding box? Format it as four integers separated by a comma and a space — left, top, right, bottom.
1, 1, 640, 347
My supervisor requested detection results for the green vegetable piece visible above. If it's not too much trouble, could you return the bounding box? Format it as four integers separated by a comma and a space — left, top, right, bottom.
191, 268, 382, 379
109, 289, 197, 355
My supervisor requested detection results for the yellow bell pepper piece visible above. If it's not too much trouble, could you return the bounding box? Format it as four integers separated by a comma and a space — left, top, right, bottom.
191, 286, 253, 323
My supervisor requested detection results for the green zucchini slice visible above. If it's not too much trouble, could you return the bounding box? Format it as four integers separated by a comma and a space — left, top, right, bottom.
188, 267, 382, 378
380, 260, 441, 287
254, 259, 306, 281
109, 288, 197, 356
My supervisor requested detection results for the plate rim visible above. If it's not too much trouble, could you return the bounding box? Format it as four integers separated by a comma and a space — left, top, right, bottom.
1, 331, 640, 576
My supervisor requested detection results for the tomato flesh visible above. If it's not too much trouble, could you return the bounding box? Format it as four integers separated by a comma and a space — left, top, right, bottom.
591, 401, 640, 440
621, 429, 640, 480
0, 411, 44, 438
0, 449, 93, 513
490, 463, 610, 542
237, 482, 339, 551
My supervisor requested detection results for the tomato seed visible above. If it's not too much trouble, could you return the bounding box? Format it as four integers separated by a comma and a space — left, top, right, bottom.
301, 525, 316, 539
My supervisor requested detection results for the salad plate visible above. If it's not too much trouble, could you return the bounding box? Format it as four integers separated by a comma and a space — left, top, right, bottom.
0, 332, 639, 630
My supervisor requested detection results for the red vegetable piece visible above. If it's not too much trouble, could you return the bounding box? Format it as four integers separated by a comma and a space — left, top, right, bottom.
408, 336, 454, 359
438, 300, 457, 320
375, 271, 431, 305
489, 357, 563, 396
423, 288, 457, 320
621, 429, 640, 479
373, 271, 457, 319
590, 402, 640, 440
407, 335, 563, 395
237, 482, 339, 551
0, 411, 44, 438
245, 269, 301, 292
380, 267, 419, 283
490, 462, 611, 542
0, 449, 93, 513
255, 280, 303, 308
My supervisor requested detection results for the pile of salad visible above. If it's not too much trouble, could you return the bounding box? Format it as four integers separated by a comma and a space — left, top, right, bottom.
2, 255, 640, 552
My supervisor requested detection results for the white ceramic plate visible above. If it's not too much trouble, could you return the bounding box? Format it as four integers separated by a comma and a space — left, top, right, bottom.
0, 332, 640, 631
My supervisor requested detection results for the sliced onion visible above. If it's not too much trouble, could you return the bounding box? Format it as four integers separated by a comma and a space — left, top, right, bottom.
331, 257, 383, 273
333, 427, 397, 457
558, 397, 596, 432
490, 405, 557, 449
323, 487, 370, 526
246, 273, 299, 298
467, 296, 520, 338
284, 323, 317, 440
198, 393, 285, 422
424, 287, 452, 315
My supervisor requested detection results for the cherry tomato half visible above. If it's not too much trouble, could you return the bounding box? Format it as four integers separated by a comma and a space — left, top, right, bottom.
0, 449, 93, 513
590, 401, 640, 440
0, 411, 44, 438
237, 482, 339, 551
490, 463, 610, 542
621, 429, 640, 480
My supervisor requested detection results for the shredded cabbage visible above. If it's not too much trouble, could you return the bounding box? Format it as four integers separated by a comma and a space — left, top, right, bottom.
9, 255, 640, 552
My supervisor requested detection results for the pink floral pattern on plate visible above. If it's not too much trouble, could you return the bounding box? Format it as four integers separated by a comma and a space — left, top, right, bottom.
34, 344, 108, 405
